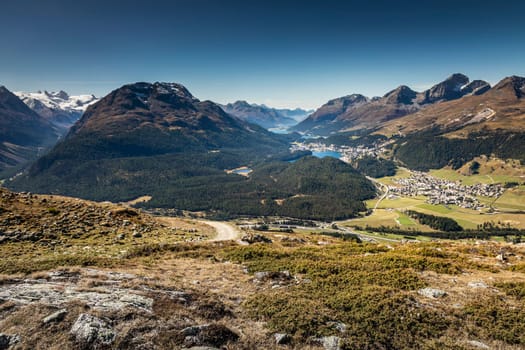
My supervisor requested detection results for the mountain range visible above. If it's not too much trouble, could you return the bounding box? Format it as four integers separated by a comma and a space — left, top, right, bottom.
292, 73, 524, 171
293, 73, 493, 135
378, 75, 525, 137
15, 90, 98, 132
2, 73, 525, 218
220, 100, 311, 129
7, 82, 374, 220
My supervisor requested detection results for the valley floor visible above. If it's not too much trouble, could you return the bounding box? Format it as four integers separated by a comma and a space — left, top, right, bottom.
343, 166, 525, 242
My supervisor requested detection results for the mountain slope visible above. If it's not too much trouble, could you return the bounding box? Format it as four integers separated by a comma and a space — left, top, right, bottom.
389, 76, 525, 170
11, 82, 288, 174
56, 82, 287, 159
292, 94, 370, 134
220, 101, 309, 129
379, 75, 525, 137
0, 86, 59, 174
16, 90, 98, 133
293, 73, 491, 135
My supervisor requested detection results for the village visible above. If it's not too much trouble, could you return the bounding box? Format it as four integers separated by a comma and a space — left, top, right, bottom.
390, 171, 504, 210
290, 142, 507, 211
290, 141, 384, 162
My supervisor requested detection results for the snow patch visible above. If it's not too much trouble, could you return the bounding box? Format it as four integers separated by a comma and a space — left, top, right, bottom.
15, 90, 98, 113
463, 108, 495, 126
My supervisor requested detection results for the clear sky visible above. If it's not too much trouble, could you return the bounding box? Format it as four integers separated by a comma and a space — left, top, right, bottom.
1, 0, 524, 109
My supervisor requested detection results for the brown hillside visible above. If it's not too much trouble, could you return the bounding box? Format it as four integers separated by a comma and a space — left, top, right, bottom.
379, 76, 525, 137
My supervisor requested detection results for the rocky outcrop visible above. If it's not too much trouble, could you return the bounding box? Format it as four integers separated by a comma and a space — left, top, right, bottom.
240, 233, 272, 244
418, 288, 447, 298
274, 333, 291, 345
0, 334, 20, 350
312, 335, 342, 350
43, 309, 68, 324
460, 80, 491, 96
0, 266, 243, 349
180, 324, 239, 348
70, 314, 116, 347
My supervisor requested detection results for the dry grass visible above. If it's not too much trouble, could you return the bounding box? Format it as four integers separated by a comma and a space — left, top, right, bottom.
0, 252, 277, 349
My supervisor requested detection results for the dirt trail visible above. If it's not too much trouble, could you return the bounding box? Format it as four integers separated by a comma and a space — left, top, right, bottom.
200, 220, 242, 241
154, 216, 242, 242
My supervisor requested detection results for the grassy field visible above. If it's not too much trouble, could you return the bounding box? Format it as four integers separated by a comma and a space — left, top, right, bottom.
365, 196, 427, 210
397, 212, 416, 226
493, 188, 525, 211
357, 193, 525, 231
224, 239, 525, 349
345, 208, 434, 233
359, 167, 525, 233
416, 203, 454, 214
414, 204, 525, 230
429, 168, 524, 185
348, 209, 399, 227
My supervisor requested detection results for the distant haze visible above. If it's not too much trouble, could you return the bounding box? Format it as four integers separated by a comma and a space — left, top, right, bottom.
1, 0, 524, 109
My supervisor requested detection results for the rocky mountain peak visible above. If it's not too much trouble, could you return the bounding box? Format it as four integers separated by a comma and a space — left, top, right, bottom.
152, 82, 196, 100
0, 87, 10, 102
69, 81, 270, 138
419, 73, 470, 104
447, 73, 470, 84
115, 82, 198, 109
326, 94, 368, 108
383, 85, 417, 105
492, 75, 525, 98
56, 90, 70, 100
44, 90, 70, 100
227, 100, 252, 108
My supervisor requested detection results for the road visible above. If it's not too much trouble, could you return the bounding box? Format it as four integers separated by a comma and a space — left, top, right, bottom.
201, 220, 243, 242
366, 176, 389, 211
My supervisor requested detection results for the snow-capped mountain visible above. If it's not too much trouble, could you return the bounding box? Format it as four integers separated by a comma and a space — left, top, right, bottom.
0, 86, 59, 173
15, 90, 98, 131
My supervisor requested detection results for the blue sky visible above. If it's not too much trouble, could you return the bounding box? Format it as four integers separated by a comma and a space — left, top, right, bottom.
1, 0, 524, 109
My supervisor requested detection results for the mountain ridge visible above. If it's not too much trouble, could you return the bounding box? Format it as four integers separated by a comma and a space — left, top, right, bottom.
293, 73, 492, 135
379, 74, 525, 137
